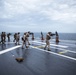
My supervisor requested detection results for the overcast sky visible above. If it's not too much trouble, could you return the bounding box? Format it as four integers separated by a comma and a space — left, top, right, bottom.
0, 0, 76, 33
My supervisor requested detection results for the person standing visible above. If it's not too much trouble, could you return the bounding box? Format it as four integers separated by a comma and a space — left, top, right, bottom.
1, 32, 4, 44
13, 33, 17, 42
32, 33, 34, 41
55, 31, 59, 43
25, 32, 30, 47
41, 32, 44, 41
44, 32, 51, 51
22, 32, 26, 49
7, 33, 11, 42
22, 32, 30, 49
4, 32, 6, 42
16, 32, 20, 45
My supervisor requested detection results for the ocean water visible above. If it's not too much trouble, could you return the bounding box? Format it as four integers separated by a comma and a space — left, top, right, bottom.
14, 32, 75, 40
58, 33, 76, 41
34, 33, 76, 41
0, 32, 76, 42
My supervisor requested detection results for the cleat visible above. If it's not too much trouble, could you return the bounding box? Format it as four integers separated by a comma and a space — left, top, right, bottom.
26, 46, 29, 48
22, 47, 24, 49
44, 47, 46, 50
48, 49, 51, 51
28, 43, 30, 45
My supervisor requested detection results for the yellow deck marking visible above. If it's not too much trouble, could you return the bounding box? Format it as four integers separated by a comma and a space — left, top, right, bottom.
34, 45, 45, 48
59, 50, 68, 54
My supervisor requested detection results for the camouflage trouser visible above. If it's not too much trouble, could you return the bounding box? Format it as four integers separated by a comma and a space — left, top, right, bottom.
16, 38, 20, 45
56, 36, 59, 42
44, 40, 50, 50
46, 40, 50, 45
1, 38, 5, 44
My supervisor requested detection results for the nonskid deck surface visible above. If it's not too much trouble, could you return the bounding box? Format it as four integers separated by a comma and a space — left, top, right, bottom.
0, 40, 76, 75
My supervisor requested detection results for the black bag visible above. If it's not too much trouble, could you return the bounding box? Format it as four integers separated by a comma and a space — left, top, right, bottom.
21, 37, 24, 41
47, 36, 51, 40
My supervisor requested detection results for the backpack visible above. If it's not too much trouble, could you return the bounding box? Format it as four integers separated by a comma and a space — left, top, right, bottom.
47, 35, 51, 40
21, 37, 24, 41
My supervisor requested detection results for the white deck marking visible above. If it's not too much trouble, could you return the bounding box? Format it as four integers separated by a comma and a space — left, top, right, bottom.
0, 42, 15, 44
32, 43, 76, 54
31, 41, 68, 48
0, 41, 76, 61
0, 45, 21, 55
30, 46, 76, 61
2, 41, 75, 54
51, 46, 76, 54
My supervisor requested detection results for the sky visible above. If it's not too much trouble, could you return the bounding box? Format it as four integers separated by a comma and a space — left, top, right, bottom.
0, 0, 76, 33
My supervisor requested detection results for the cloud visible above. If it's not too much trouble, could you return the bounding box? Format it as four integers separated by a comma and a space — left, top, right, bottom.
38, 0, 76, 24
0, 0, 39, 19
0, 0, 76, 22
0, 0, 76, 32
